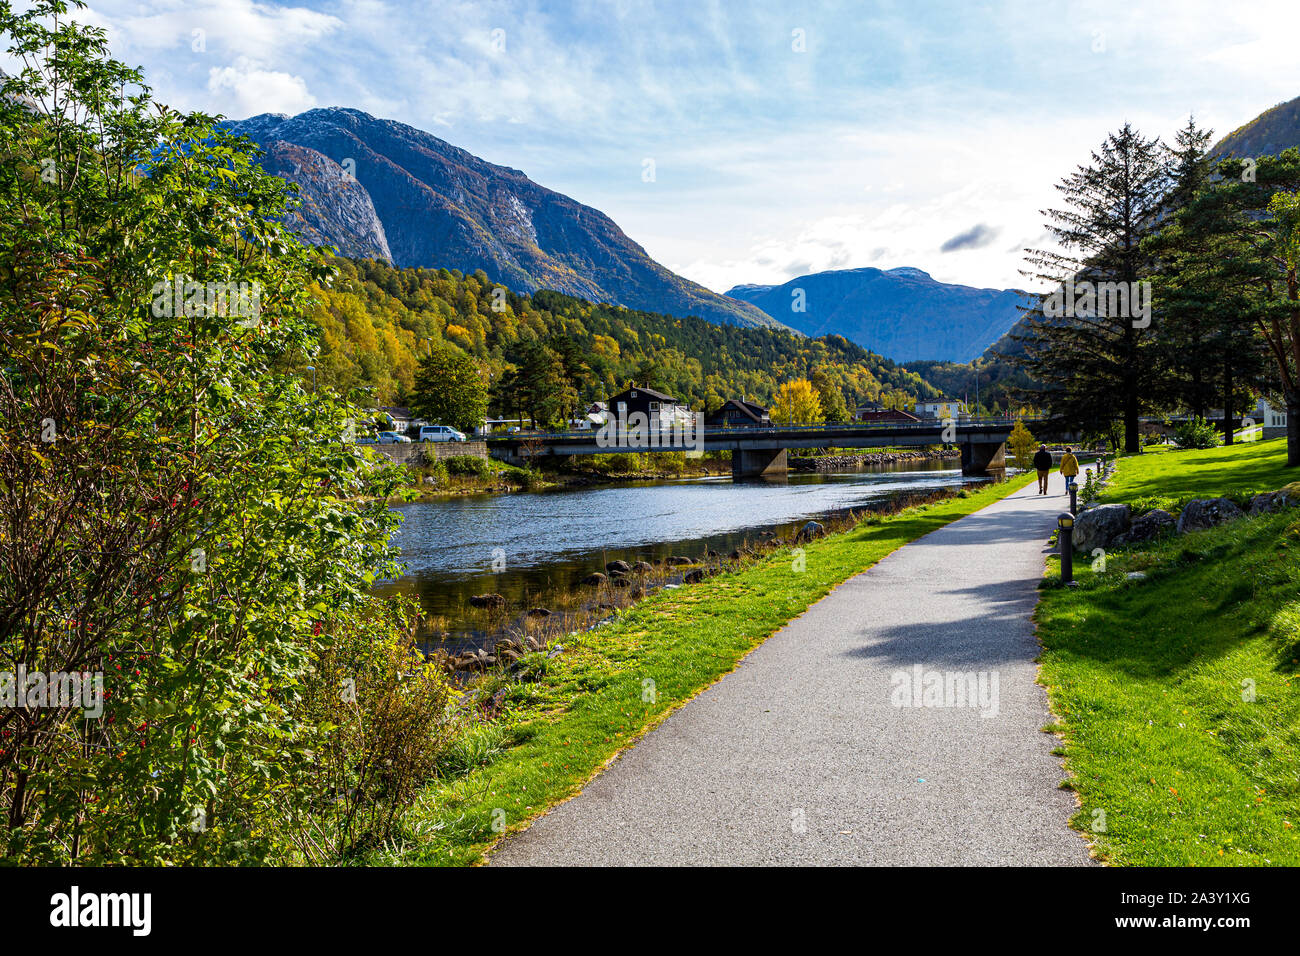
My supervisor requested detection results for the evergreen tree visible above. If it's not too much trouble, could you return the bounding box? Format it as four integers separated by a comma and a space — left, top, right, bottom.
1147, 117, 1268, 444
1014, 124, 1169, 451
1169, 150, 1300, 464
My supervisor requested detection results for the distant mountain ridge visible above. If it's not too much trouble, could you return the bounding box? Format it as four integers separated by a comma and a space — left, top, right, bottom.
1211, 93, 1300, 160
226, 108, 781, 330
725, 266, 1025, 363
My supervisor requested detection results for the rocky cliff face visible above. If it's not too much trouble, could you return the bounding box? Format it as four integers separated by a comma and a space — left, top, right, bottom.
726, 266, 1025, 363
227, 108, 781, 330
256, 140, 391, 261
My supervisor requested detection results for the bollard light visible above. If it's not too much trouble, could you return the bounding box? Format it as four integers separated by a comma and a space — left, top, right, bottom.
1069, 483, 1078, 516
1058, 512, 1075, 585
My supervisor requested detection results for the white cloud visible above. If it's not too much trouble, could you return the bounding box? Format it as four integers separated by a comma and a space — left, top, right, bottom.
207, 57, 316, 116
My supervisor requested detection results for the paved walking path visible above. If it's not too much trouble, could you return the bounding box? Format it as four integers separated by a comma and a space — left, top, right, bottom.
490, 482, 1094, 866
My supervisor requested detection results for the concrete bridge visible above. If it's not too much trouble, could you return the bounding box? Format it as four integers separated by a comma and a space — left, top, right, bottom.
489, 419, 1029, 480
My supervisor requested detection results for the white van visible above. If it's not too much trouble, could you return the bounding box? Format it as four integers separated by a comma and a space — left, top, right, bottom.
417, 424, 467, 443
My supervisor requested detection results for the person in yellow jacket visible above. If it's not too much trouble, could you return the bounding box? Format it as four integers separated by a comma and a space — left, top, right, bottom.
1059, 447, 1080, 494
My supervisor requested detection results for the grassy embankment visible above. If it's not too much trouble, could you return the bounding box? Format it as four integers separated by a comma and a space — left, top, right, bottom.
1036, 438, 1300, 865
382, 471, 1036, 866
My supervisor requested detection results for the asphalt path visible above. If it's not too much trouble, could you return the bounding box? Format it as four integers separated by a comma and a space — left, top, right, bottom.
490, 481, 1094, 866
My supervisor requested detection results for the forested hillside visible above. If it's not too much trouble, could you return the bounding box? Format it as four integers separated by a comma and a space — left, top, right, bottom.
306, 257, 938, 413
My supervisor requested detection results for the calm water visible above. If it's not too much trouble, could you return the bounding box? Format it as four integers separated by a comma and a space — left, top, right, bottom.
376, 460, 993, 624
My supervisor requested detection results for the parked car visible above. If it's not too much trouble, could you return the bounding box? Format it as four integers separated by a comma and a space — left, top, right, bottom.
376, 431, 411, 443
417, 424, 467, 442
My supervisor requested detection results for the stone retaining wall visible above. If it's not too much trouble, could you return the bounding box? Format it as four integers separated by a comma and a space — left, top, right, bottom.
367, 440, 488, 465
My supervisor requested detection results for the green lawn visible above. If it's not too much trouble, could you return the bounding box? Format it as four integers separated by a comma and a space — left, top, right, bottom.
1037, 438, 1300, 865
383, 472, 1036, 866
1102, 437, 1293, 510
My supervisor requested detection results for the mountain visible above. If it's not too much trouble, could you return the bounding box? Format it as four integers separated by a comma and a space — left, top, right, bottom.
226, 108, 780, 330
725, 266, 1025, 363
307, 256, 939, 410
1211, 93, 1300, 160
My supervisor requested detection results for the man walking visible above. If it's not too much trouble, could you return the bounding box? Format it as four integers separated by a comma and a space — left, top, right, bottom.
1032, 444, 1053, 495
1059, 447, 1079, 495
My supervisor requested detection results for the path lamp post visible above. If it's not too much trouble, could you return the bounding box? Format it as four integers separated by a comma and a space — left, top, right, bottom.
1069, 483, 1078, 516
306, 365, 316, 392
1058, 513, 1075, 585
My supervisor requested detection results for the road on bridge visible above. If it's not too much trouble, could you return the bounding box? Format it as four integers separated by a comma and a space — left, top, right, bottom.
489, 482, 1094, 866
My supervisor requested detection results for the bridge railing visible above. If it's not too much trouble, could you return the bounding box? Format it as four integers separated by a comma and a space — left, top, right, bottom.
487, 416, 1038, 443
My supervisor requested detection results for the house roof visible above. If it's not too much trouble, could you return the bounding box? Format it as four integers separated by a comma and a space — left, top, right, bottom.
610, 386, 679, 403
378, 406, 412, 420
714, 398, 769, 423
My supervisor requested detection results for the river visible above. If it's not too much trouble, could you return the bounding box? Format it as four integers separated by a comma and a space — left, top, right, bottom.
375, 459, 997, 634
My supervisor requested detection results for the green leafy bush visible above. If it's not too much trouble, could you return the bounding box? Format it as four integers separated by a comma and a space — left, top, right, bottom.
1173, 416, 1222, 450
444, 455, 491, 478
0, 4, 449, 865
290, 597, 461, 862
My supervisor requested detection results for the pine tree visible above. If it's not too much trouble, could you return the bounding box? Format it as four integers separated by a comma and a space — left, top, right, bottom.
1169, 150, 1300, 464
1014, 124, 1169, 452
1147, 117, 1268, 444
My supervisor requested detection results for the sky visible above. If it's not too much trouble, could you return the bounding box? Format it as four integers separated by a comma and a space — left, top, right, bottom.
49, 0, 1300, 292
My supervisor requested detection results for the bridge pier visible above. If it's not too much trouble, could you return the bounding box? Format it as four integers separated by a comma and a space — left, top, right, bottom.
960, 440, 1006, 476
732, 447, 788, 480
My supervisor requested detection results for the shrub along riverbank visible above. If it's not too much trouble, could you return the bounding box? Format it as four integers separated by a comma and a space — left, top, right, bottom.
371, 471, 1035, 866
1036, 438, 1300, 865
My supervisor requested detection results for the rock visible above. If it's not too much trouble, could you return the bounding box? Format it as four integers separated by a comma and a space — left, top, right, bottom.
630, 586, 646, 599
796, 520, 825, 542
469, 593, 506, 610
729, 549, 743, 561
605, 560, 631, 574
1176, 497, 1244, 534
665, 556, 693, 566
704, 549, 722, 559
581, 572, 607, 586
1072, 503, 1130, 553
1249, 490, 1296, 515
1126, 572, 1147, 581
683, 569, 705, 584
609, 576, 630, 588
423, 476, 437, 486
1113, 508, 1175, 546
526, 607, 551, 618
453, 649, 495, 671
632, 561, 654, 574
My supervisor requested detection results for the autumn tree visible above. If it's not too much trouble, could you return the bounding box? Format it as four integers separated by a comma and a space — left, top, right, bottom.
772, 379, 823, 424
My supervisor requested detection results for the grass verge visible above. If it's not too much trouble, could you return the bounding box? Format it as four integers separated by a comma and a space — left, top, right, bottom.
1036, 438, 1300, 865
380, 471, 1036, 866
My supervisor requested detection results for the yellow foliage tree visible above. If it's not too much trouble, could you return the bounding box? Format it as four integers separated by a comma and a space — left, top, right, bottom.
772, 379, 823, 424
1007, 419, 1037, 468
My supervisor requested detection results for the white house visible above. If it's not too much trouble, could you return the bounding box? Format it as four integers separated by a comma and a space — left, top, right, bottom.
571, 401, 609, 430
912, 398, 968, 420
1255, 398, 1288, 440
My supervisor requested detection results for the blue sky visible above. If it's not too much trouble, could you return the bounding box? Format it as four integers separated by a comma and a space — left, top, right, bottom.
58, 0, 1300, 291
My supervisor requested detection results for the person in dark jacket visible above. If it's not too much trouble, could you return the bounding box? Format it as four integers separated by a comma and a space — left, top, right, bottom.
1032, 444, 1053, 495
